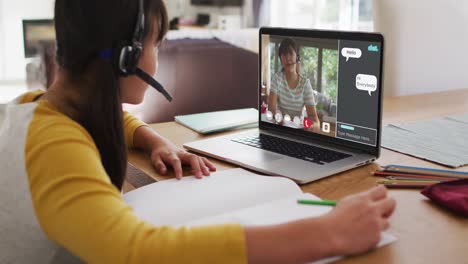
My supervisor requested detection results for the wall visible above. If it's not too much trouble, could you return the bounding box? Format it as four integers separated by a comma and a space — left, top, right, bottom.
373, 0, 468, 96
0, 0, 55, 81
0, 0, 4, 79
165, 0, 253, 28
0, 0, 253, 81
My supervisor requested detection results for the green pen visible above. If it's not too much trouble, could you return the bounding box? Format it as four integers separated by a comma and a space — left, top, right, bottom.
297, 199, 337, 206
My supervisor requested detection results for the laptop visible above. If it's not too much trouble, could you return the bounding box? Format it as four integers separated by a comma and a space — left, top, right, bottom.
184, 27, 385, 184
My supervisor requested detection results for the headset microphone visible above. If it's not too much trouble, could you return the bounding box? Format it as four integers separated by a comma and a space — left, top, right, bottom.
116, 0, 173, 102
135, 67, 173, 101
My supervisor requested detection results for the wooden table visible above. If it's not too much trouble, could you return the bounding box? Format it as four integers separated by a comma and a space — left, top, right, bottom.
125, 88, 468, 264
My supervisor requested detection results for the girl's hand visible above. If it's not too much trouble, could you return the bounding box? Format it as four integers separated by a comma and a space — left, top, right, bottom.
323, 185, 396, 256
150, 140, 216, 179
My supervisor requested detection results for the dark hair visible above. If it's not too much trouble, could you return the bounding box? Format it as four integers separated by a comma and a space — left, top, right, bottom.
54, 0, 168, 190
278, 38, 300, 61
278, 38, 301, 73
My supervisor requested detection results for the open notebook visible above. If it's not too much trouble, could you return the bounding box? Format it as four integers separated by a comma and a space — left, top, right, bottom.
123, 168, 396, 263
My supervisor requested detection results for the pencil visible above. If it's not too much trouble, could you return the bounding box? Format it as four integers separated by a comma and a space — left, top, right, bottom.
377, 166, 468, 179
384, 165, 468, 178
297, 199, 337, 206
382, 183, 430, 189
372, 171, 461, 181
385, 176, 451, 182
377, 179, 440, 185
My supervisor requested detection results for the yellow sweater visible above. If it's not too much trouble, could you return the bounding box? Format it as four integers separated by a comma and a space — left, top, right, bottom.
0, 90, 246, 263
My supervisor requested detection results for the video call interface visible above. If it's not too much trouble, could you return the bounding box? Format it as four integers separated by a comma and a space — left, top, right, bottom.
260, 34, 382, 147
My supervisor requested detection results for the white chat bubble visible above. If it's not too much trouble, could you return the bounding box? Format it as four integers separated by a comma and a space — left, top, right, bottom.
341, 48, 362, 62
356, 74, 378, 96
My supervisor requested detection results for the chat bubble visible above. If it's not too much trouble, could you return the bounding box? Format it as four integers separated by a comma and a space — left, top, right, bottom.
341, 48, 362, 62
356, 74, 378, 96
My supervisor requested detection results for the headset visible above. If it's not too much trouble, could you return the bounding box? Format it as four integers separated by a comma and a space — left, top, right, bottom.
117, 0, 173, 102
278, 40, 301, 66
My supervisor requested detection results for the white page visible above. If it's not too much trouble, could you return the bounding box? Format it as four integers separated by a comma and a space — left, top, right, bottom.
310, 232, 397, 264
446, 114, 468, 125
123, 168, 302, 225
185, 193, 397, 264
184, 193, 329, 227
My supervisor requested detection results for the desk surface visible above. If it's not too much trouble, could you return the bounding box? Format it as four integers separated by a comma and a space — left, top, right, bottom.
126, 88, 468, 264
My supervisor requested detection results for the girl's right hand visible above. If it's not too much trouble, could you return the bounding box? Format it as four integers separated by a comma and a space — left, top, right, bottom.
323, 185, 396, 256
244, 185, 396, 264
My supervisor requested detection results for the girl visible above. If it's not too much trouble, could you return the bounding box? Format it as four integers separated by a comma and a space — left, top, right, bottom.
0, 0, 395, 263
268, 38, 321, 132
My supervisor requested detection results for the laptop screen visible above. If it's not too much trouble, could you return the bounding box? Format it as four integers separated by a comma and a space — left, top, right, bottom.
259, 28, 384, 154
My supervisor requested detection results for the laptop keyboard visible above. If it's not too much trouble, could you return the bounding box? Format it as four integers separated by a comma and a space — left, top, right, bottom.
232, 134, 351, 165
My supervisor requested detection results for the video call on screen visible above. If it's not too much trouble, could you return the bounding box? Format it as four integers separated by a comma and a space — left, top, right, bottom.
260, 34, 381, 147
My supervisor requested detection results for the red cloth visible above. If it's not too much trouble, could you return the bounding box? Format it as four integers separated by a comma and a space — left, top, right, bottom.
421, 179, 468, 217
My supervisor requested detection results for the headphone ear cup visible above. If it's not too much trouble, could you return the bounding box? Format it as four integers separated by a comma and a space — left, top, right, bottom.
132, 45, 142, 66
118, 45, 142, 75
119, 46, 131, 75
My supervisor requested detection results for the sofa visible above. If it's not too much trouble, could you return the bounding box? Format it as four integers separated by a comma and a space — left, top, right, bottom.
131, 38, 259, 123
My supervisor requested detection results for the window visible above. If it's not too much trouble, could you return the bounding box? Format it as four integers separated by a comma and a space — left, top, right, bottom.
268, 0, 373, 31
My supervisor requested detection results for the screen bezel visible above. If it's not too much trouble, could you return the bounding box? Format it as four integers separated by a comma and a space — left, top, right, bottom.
258, 27, 385, 158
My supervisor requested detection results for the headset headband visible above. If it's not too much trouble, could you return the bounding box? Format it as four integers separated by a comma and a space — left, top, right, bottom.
133, 0, 145, 44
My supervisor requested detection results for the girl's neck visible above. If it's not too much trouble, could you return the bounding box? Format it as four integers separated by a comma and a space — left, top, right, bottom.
285, 68, 298, 80
284, 68, 299, 89
40, 71, 90, 121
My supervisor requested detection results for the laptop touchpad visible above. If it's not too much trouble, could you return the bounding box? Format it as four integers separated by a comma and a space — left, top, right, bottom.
228, 146, 283, 163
